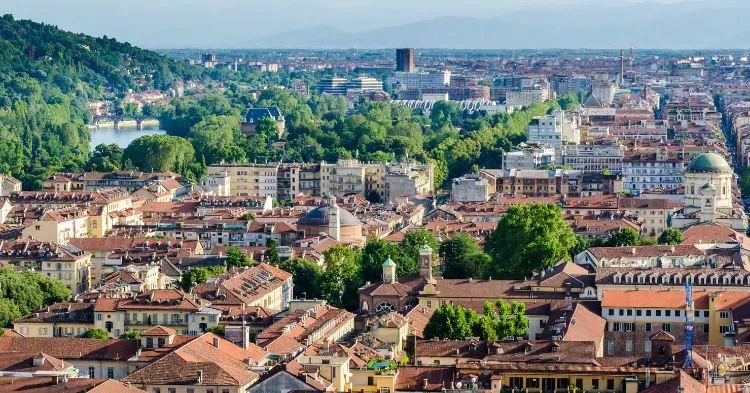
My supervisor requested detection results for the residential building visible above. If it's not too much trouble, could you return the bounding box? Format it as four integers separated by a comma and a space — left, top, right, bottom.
22, 208, 89, 244
622, 151, 685, 194
562, 141, 625, 174
527, 111, 580, 148
502, 145, 557, 170
495, 169, 583, 197
619, 198, 683, 237
391, 70, 451, 89
206, 164, 279, 198
591, 81, 617, 105
506, 85, 551, 107
192, 263, 294, 313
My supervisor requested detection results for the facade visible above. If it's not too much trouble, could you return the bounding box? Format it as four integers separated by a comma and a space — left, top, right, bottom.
502, 145, 557, 170
591, 81, 617, 105
506, 86, 550, 107
396, 48, 415, 72
450, 174, 490, 202
562, 142, 625, 174
619, 198, 683, 237
391, 70, 450, 89
193, 262, 294, 313
317, 77, 348, 95
622, 152, 685, 194
527, 111, 580, 148
206, 164, 279, 198
496, 169, 583, 197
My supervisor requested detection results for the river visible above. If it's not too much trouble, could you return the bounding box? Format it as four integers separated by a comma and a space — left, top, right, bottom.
89, 124, 167, 151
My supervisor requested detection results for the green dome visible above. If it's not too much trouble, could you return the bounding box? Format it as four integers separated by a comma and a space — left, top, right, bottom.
686, 153, 732, 174
382, 256, 396, 267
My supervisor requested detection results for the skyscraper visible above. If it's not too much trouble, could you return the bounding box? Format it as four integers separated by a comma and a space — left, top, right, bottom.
396, 48, 415, 72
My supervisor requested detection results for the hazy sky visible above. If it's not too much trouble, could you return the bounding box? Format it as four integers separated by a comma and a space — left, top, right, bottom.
1, 0, 717, 48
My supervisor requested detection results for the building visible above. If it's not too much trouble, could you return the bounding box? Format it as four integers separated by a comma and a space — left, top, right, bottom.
317, 77, 348, 96
591, 81, 617, 105
502, 145, 557, 170
22, 208, 89, 244
396, 48, 415, 72
92, 289, 220, 337
347, 77, 383, 92
450, 174, 490, 202
671, 152, 748, 231
206, 164, 279, 198
241, 106, 285, 137
506, 85, 551, 107
622, 151, 685, 194
200, 170, 231, 196
0, 239, 92, 295
527, 111, 580, 148
192, 263, 294, 313
296, 199, 365, 245
618, 198, 683, 237
391, 70, 450, 89
562, 141, 625, 174
495, 169, 583, 197
0, 173, 21, 196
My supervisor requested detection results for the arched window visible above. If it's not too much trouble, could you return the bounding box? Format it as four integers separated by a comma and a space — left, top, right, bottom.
698, 274, 707, 285
613, 273, 622, 284
375, 302, 396, 313
625, 274, 634, 284
710, 275, 719, 285
662, 275, 670, 284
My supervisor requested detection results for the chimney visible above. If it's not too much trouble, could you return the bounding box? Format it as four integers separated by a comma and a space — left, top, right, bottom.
213, 337, 220, 349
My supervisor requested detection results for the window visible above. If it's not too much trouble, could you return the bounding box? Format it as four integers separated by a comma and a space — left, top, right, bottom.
433, 360, 440, 365
97, 314, 103, 321
153, 389, 160, 393
607, 379, 615, 390
720, 311, 729, 319
636, 310, 642, 317
656, 310, 662, 316
618, 309, 624, 316
368, 377, 375, 386
646, 310, 652, 316
626, 309, 633, 316
168, 389, 176, 393
704, 324, 709, 333
557, 378, 570, 389
107, 367, 114, 379
526, 378, 539, 389
146, 338, 153, 348
607, 341, 614, 355
665, 310, 671, 317
88, 367, 95, 378
626, 340, 633, 352
539, 319, 546, 328
645, 323, 652, 332
187, 390, 194, 393
592, 379, 600, 390
675, 310, 681, 317
720, 326, 730, 334
663, 323, 671, 332
645, 340, 652, 352
510, 377, 524, 388
608, 309, 614, 316
704, 311, 709, 318
221, 390, 229, 393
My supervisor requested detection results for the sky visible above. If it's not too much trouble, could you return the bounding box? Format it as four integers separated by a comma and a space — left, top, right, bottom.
1, 0, 726, 48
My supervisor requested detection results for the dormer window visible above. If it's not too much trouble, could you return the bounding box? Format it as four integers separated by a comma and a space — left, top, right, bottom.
625, 274, 634, 284
662, 275, 670, 284
613, 273, 622, 284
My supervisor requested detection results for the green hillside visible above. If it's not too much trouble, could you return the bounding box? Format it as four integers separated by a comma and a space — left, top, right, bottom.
0, 14, 206, 188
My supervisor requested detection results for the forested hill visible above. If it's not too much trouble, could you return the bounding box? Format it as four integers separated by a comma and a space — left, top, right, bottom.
0, 14, 206, 189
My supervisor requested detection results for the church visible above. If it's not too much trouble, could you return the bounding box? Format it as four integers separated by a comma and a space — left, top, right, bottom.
670, 152, 748, 232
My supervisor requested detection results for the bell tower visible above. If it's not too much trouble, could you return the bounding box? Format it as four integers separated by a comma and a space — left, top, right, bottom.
419, 245, 435, 284
382, 256, 396, 284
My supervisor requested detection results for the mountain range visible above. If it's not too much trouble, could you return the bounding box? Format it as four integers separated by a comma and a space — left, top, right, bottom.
244, 1, 750, 49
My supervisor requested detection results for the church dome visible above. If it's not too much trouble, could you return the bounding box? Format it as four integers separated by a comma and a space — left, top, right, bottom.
685, 153, 732, 174
297, 204, 362, 227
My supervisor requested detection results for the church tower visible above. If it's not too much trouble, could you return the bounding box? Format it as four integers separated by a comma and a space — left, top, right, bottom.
419, 245, 435, 284
382, 257, 396, 284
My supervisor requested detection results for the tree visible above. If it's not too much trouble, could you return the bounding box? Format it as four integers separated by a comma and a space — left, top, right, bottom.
440, 234, 486, 279
279, 258, 323, 300
359, 238, 413, 283
401, 229, 438, 266
123, 134, 195, 173
189, 115, 245, 164
321, 245, 361, 310
657, 228, 684, 245
81, 328, 110, 339
119, 331, 142, 339
485, 204, 575, 279
264, 240, 280, 265
179, 266, 226, 292
423, 303, 473, 340
493, 299, 529, 339
607, 228, 642, 247
225, 246, 251, 268
0, 268, 71, 327
570, 234, 590, 259
206, 325, 225, 337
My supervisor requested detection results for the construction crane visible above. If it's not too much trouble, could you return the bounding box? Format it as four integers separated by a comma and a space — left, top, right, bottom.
684, 281, 695, 368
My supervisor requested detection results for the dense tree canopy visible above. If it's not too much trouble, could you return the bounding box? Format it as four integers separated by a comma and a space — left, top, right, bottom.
0, 267, 70, 327
123, 134, 195, 174
485, 204, 576, 279
658, 228, 685, 245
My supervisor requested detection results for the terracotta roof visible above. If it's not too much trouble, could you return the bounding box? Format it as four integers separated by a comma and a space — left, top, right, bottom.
0, 337, 138, 360
395, 366, 454, 391
562, 303, 607, 343
602, 289, 710, 309
0, 377, 145, 393
588, 244, 704, 260
141, 325, 177, 337
640, 370, 706, 393
682, 223, 743, 245
122, 333, 260, 387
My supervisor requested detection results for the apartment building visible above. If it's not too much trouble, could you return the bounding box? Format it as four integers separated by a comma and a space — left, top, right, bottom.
527, 111, 580, 148
92, 289, 220, 337
206, 164, 279, 198
192, 263, 294, 312
622, 151, 685, 194
496, 169, 583, 197
502, 145, 557, 170
562, 141, 625, 174
42, 171, 182, 193
23, 208, 89, 244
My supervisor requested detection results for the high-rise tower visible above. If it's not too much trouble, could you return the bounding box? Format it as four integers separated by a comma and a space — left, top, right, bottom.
396, 48, 415, 73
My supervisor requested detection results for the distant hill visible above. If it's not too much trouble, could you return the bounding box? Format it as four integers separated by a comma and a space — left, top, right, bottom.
246, 1, 750, 49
